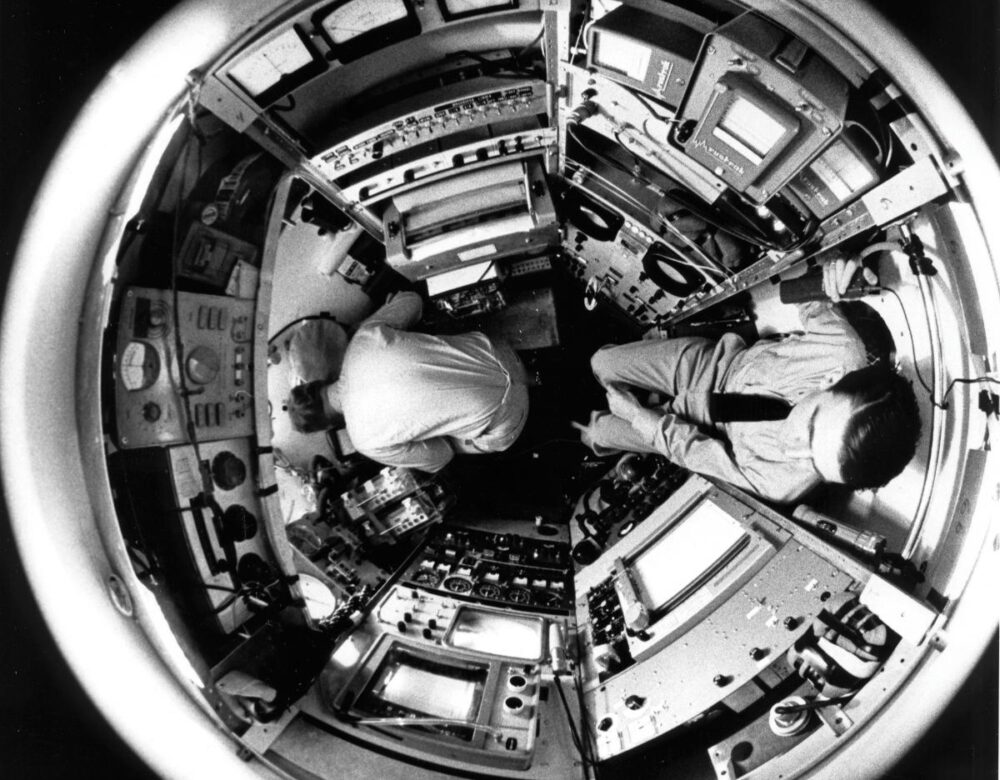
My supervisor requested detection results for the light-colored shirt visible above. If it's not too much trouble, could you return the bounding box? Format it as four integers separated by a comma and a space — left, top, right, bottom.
630, 302, 868, 502
339, 292, 520, 472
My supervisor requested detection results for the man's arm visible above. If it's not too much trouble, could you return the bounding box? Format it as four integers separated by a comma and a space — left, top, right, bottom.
360, 291, 424, 331
359, 436, 454, 474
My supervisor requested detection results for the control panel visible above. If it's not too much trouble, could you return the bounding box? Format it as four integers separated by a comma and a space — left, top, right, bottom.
399, 526, 573, 614
114, 287, 255, 449
673, 12, 849, 203
571, 476, 859, 762
167, 437, 279, 634
313, 79, 549, 182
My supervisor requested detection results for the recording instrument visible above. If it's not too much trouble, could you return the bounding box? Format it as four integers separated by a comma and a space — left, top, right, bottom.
313, 79, 549, 182
114, 287, 255, 449
399, 526, 573, 613
586, 5, 703, 108
561, 192, 697, 325
573, 476, 858, 761
785, 127, 882, 218
383, 158, 558, 281
310, 525, 576, 777
674, 13, 849, 203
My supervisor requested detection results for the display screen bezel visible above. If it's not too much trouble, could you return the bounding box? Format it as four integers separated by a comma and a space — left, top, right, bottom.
313, 0, 422, 64
225, 25, 326, 108
625, 497, 751, 618
352, 643, 489, 741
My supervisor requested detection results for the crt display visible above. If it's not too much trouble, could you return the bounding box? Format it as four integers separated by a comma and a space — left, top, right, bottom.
713, 96, 788, 163
357, 645, 488, 724
630, 499, 748, 612
447, 606, 544, 660
592, 30, 652, 80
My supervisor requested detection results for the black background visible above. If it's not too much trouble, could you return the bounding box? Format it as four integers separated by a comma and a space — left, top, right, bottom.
0, 1, 997, 777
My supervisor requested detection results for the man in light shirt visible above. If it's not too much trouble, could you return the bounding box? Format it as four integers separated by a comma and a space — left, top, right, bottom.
576, 257, 921, 503
287, 291, 529, 473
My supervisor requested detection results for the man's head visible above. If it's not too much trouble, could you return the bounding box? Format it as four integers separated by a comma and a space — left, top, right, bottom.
287, 380, 343, 433
808, 365, 921, 489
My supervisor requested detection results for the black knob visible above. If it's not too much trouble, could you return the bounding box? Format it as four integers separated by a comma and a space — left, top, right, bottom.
624, 695, 645, 710
597, 717, 613, 732
713, 674, 731, 687
212, 451, 247, 491
749, 647, 767, 661
142, 402, 161, 422
427, 619, 437, 630
236, 553, 271, 585
222, 505, 257, 541
397, 621, 407, 633
784, 617, 800, 630
403, 612, 413, 623
422, 628, 433, 640
571, 537, 603, 565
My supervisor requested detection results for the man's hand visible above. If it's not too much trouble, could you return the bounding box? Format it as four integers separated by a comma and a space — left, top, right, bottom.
822, 256, 879, 302
606, 384, 643, 423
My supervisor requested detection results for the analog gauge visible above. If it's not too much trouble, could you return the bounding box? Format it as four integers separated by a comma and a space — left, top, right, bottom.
438, 0, 516, 22
504, 586, 531, 604
185, 345, 221, 385
119, 340, 161, 391
227, 26, 324, 106
443, 575, 473, 594
474, 582, 502, 600
314, 0, 421, 63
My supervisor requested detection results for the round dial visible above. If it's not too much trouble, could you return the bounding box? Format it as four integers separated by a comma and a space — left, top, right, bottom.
322, 0, 410, 44
185, 345, 220, 385
211, 451, 247, 491
222, 505, 258, 542
120, 341, 160, 391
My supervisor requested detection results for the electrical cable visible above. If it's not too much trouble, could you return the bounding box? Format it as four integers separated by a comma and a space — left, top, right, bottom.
845, 119, 885, 165
554, 675, 596, 774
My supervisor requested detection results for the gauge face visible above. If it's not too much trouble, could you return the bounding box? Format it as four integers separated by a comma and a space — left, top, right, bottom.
120, 340, 160, 391
227, 26, 324, 106
185, 345, 221, 385
438, 0, 516, 22
315, 0, 420, 63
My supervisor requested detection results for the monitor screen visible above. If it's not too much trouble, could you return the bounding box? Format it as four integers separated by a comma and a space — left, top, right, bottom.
356, 645, 488, 726
592, 30, 652, 81
447, 606, 544, 660
630, 499, 748, 613
713, 96, 788, 164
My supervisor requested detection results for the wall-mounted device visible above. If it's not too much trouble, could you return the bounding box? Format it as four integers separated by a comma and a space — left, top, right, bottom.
114, 287, 255, 449
383, 158, 558, 281
167, 437, 278, 634
586, 5, 703, 108
224, 25, 326, 108
673, 13, 849, 203
313, 79, 549, 182
784, 126, 881, 218
572, 476, 858, 761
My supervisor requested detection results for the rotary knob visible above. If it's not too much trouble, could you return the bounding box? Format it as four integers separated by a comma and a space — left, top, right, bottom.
211, 451, 246, 490
185, 345, 220, 385
222, 505, 257, 542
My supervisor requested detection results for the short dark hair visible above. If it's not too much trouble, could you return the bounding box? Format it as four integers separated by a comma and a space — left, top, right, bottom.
831, 365, 921, 489
287, 381, 338, 433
